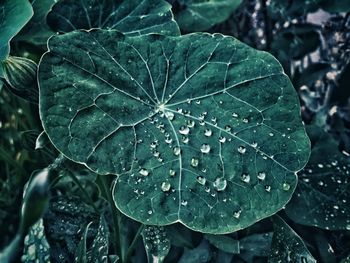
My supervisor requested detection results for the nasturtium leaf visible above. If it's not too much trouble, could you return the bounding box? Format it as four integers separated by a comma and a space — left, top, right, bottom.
47, 0, 180, 36
142, 226, 171, 262
0, 0, 33, 63
285, 125, 350, 230
174, 0, 242, 32
39, 29, 310, 233
269, 216, 316, 263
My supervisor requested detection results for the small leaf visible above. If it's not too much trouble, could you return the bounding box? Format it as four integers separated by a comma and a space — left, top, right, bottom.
39, 29, 310, 233
75, 222, 93, 263
47, 0, 180, 36
174, 0, 242, 31
204, 234, 239, 254
0, 0, 33, 63
142, 226, 170, 263
20, 169, 50, 236
88, 216, 109, 263
269, 216, 316, 263
285, 125, 350, 231
2, 56, 38, 104
239, 232, 273, 258
35, 131, 50, 150
22, 219, 51, 263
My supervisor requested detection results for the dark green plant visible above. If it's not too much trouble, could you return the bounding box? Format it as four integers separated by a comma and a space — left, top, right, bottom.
1, 0, 350, 262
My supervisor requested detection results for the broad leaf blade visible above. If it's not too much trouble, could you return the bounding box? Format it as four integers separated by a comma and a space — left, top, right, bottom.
39, 30, 310, 233
269, 216, 316, 263
175, 0, 242, 31
47, 0, 180, 36
285, 125, 350, 230
204, 234, 239, 254
0, 0, 33, 62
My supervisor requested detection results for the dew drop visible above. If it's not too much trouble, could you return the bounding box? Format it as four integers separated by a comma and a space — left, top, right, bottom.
181, 136, 189, 144
169, 169, 176, 176
173, 146, 181, 156
139, 168, 149, 176
200, 144, 211, 154
165, 111, 174, 120
241, 173, 250, 183
181, 200, 188, 206
196, 176, 206, 185
265, 185, 271, 192
219, 136, 226, 143
282, 182, 290, 191
191, 157, 199, 167
148, 210, 153, 215
252, 142, 258, 148
317, 163, 324, 168
242, 118, 249, 123
257, 172, 266, 180
161, 181, 171, 192
165, 137, 172, 144
187, 120, 195, 128
213, 177, 227, 191
150, 141, 158, 149
233, 210, 242, 219
179, 126, 190, 135
224, 125, 232, 132
269, 132, 274, 137
232, 112, 239, 118
238, 146, 246, 154
152, 151, 160, 158
204, 129, 213, 137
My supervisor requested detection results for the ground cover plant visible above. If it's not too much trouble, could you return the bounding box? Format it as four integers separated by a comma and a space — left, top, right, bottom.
0, 0, 349, 262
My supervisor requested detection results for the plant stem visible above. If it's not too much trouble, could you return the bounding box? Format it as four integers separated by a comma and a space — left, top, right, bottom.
99, 175, 122, 260
124, 224, 146, 263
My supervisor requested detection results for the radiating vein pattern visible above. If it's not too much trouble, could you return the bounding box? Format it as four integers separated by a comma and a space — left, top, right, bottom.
39, 30, 310, 233
47, 0, 180, 36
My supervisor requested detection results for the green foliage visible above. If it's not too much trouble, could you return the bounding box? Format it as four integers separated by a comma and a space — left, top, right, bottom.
47, 0, 180, 36
0, 0, 33, 62
269, 216, 316, 263
142, 226, 170, 263
285, 125, 350, 230
174, 0, 242, 31
38, 29, 309, 233
2, 0, 350, 262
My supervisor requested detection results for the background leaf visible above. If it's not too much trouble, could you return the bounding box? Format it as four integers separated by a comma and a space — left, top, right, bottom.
0, 0, 33, 63
142, 226, 170, 263
269, 216, 316, 263
285, 125, 350, 230
47, 0, 180, 36
174, 0, 242, 31
39, 29, 310, 233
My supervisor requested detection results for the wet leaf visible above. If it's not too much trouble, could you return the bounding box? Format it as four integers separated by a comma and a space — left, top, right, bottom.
47, 0, 179, 36
285, 125, 350, 230
142, 225, 170, 263
174, 0, 242, 31
239, 232, 273, 259
0, 0, 33, 63
22, 219, 51, 263
319, 0, 350, 13
269, 216, 316, 263
204, 234, 239, 254
75, 221, 93, 263
39, 29, 310, 233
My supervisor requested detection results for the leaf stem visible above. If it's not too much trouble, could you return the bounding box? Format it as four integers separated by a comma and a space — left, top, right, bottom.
99, 175, 122, 260
124, 224, 145, 263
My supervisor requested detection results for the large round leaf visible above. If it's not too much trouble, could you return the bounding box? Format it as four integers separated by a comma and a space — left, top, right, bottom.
39, 29, 310, 233
47, 0, 180, 36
